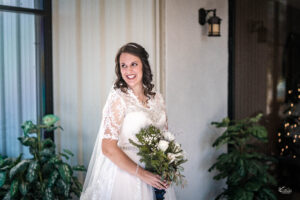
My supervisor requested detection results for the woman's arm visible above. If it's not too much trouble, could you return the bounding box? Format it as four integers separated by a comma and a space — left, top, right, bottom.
102, 139, 168, 190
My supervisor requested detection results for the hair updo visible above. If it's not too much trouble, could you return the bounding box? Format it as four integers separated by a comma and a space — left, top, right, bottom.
114, 42, 155, 98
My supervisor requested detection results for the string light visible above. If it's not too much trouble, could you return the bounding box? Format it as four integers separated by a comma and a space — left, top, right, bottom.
287, 132, 290, 136
285, 145, 288, 149
288, 90, 292, 94
298, 135, 300, 139
288, 111, 292, 115
278, 132, 281, 137
293, 155, 296, 159
281, 148, 284, 152
278, 138, 281, 143
285, 123, 289, 128
294, 135, 297, 138
291, 103, 294, 107
293, 139, 296, 143
294, 124, 297, 128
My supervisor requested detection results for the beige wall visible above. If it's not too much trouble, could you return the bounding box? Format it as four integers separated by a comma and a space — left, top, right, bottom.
165, 0, 228, 199
52, 0, 228, 199
52, 0, 159, 181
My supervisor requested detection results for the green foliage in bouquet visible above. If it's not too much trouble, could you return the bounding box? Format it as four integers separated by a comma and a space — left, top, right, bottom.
129, 125, 187, 186
0, 115, 86, 200
208, 114, 277, 200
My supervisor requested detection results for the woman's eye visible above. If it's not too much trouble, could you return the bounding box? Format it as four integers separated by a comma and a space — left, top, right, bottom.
132, 63, 137, 67
121, 64, 126, 68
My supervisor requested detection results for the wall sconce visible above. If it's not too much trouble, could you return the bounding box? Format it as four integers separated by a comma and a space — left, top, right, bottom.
199, 8, 222, 37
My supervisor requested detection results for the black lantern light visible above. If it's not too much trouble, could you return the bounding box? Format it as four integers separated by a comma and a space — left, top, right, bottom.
199, 8, 222, 37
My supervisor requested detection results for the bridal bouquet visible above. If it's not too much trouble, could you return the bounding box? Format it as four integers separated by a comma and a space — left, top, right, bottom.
129, 125, 187, 186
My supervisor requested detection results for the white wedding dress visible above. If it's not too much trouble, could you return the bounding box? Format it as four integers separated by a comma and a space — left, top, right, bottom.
80, 87, 177, 200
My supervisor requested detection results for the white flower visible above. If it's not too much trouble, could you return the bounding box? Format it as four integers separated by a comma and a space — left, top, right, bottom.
167, 153, 177, 163
158, 140, 169, 152
162, 131, 175, 141
174, 142, 181, 150
175, 152, 183, 157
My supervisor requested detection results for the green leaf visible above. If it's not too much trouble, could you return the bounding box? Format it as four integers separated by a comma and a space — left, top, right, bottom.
260, 188, 276, 200
21, 120, 37, 135
3, 191, 11, 200
42, 139, 55, 149
72, 165, 86, 171
47, 170, 59, 188
9, 159, 30, 179
40, 148, 55, 158
59, 152, 69, 160
58, 163, 72, 183
63, 149, 74, 157
0, 171, 6, 187
42, 114, 59, 126
26, 160, 39, 183
18, 137, 37, 147
42, 162, 54, 175
10, 179, 19, 197
247, 126, 267, 140
244, 180, 261, 192
56, 179, 70, 197
43, 187, 54, 200
19, 180, 29, 196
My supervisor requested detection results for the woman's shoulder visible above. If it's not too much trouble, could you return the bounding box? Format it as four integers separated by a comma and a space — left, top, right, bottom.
107, 86, 125, 102
152, 90, 165, 103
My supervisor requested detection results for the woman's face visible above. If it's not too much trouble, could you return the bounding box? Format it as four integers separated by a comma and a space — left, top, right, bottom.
119, 52, 143, 90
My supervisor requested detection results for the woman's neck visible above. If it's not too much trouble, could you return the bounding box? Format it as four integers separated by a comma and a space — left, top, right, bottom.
130, 84, 144, 98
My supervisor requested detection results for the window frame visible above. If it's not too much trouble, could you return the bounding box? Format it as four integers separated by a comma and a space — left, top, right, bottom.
0, 1, 54, 140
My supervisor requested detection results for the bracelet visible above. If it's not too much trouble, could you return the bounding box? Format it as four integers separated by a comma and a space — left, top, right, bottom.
135, 164, 139, 176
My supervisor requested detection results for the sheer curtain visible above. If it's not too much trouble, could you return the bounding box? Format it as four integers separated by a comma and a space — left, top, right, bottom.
52, 0, 162, 182
0, 1, 43, 158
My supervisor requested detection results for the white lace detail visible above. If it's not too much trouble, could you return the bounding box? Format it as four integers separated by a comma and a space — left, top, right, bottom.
80, 87, 176, 200
102, 88, 126, 140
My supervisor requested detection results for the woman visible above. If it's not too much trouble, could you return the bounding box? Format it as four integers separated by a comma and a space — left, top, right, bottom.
80, 43, 176, 200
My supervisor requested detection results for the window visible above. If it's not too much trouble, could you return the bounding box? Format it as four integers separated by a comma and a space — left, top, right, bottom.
0, 0, 52, 157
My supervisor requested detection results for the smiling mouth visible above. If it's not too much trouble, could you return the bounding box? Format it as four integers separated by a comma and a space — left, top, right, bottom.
126, 74, 136, 80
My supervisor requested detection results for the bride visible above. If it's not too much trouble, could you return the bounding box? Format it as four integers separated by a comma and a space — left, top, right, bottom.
80, 43, 176, 200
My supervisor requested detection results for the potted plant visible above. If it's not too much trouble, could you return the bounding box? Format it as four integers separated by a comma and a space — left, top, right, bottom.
209, 114, 277, 200
0, 114, 86, 200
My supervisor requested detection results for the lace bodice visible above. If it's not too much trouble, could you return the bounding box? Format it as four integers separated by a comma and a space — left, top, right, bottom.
102, 87, 167, 146
80, 87, 176, 200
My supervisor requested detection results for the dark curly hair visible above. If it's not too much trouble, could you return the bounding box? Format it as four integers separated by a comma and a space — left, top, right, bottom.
114, 42, 155, 98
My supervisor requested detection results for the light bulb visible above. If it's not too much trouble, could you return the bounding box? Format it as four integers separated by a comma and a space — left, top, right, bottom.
291, 103, 294, 107
278, 133, 281, 136
285, 145, 288, 149
288, 111, 292, 115
278, 139, 281, 142
287, 132, 290, 136
281, 148, 284, 152
288, 90, 292, 94
293, 139, 296, 143
293, 155, 296, 158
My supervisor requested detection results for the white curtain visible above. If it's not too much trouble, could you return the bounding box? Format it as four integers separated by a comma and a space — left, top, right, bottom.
0, 8, 41, 158
52, 0, 161, 182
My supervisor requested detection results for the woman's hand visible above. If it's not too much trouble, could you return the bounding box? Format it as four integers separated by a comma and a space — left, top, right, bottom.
137, 168, 169, 190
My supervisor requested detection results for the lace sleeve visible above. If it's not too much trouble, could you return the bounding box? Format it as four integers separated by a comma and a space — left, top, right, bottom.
102, 89, 126, 140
